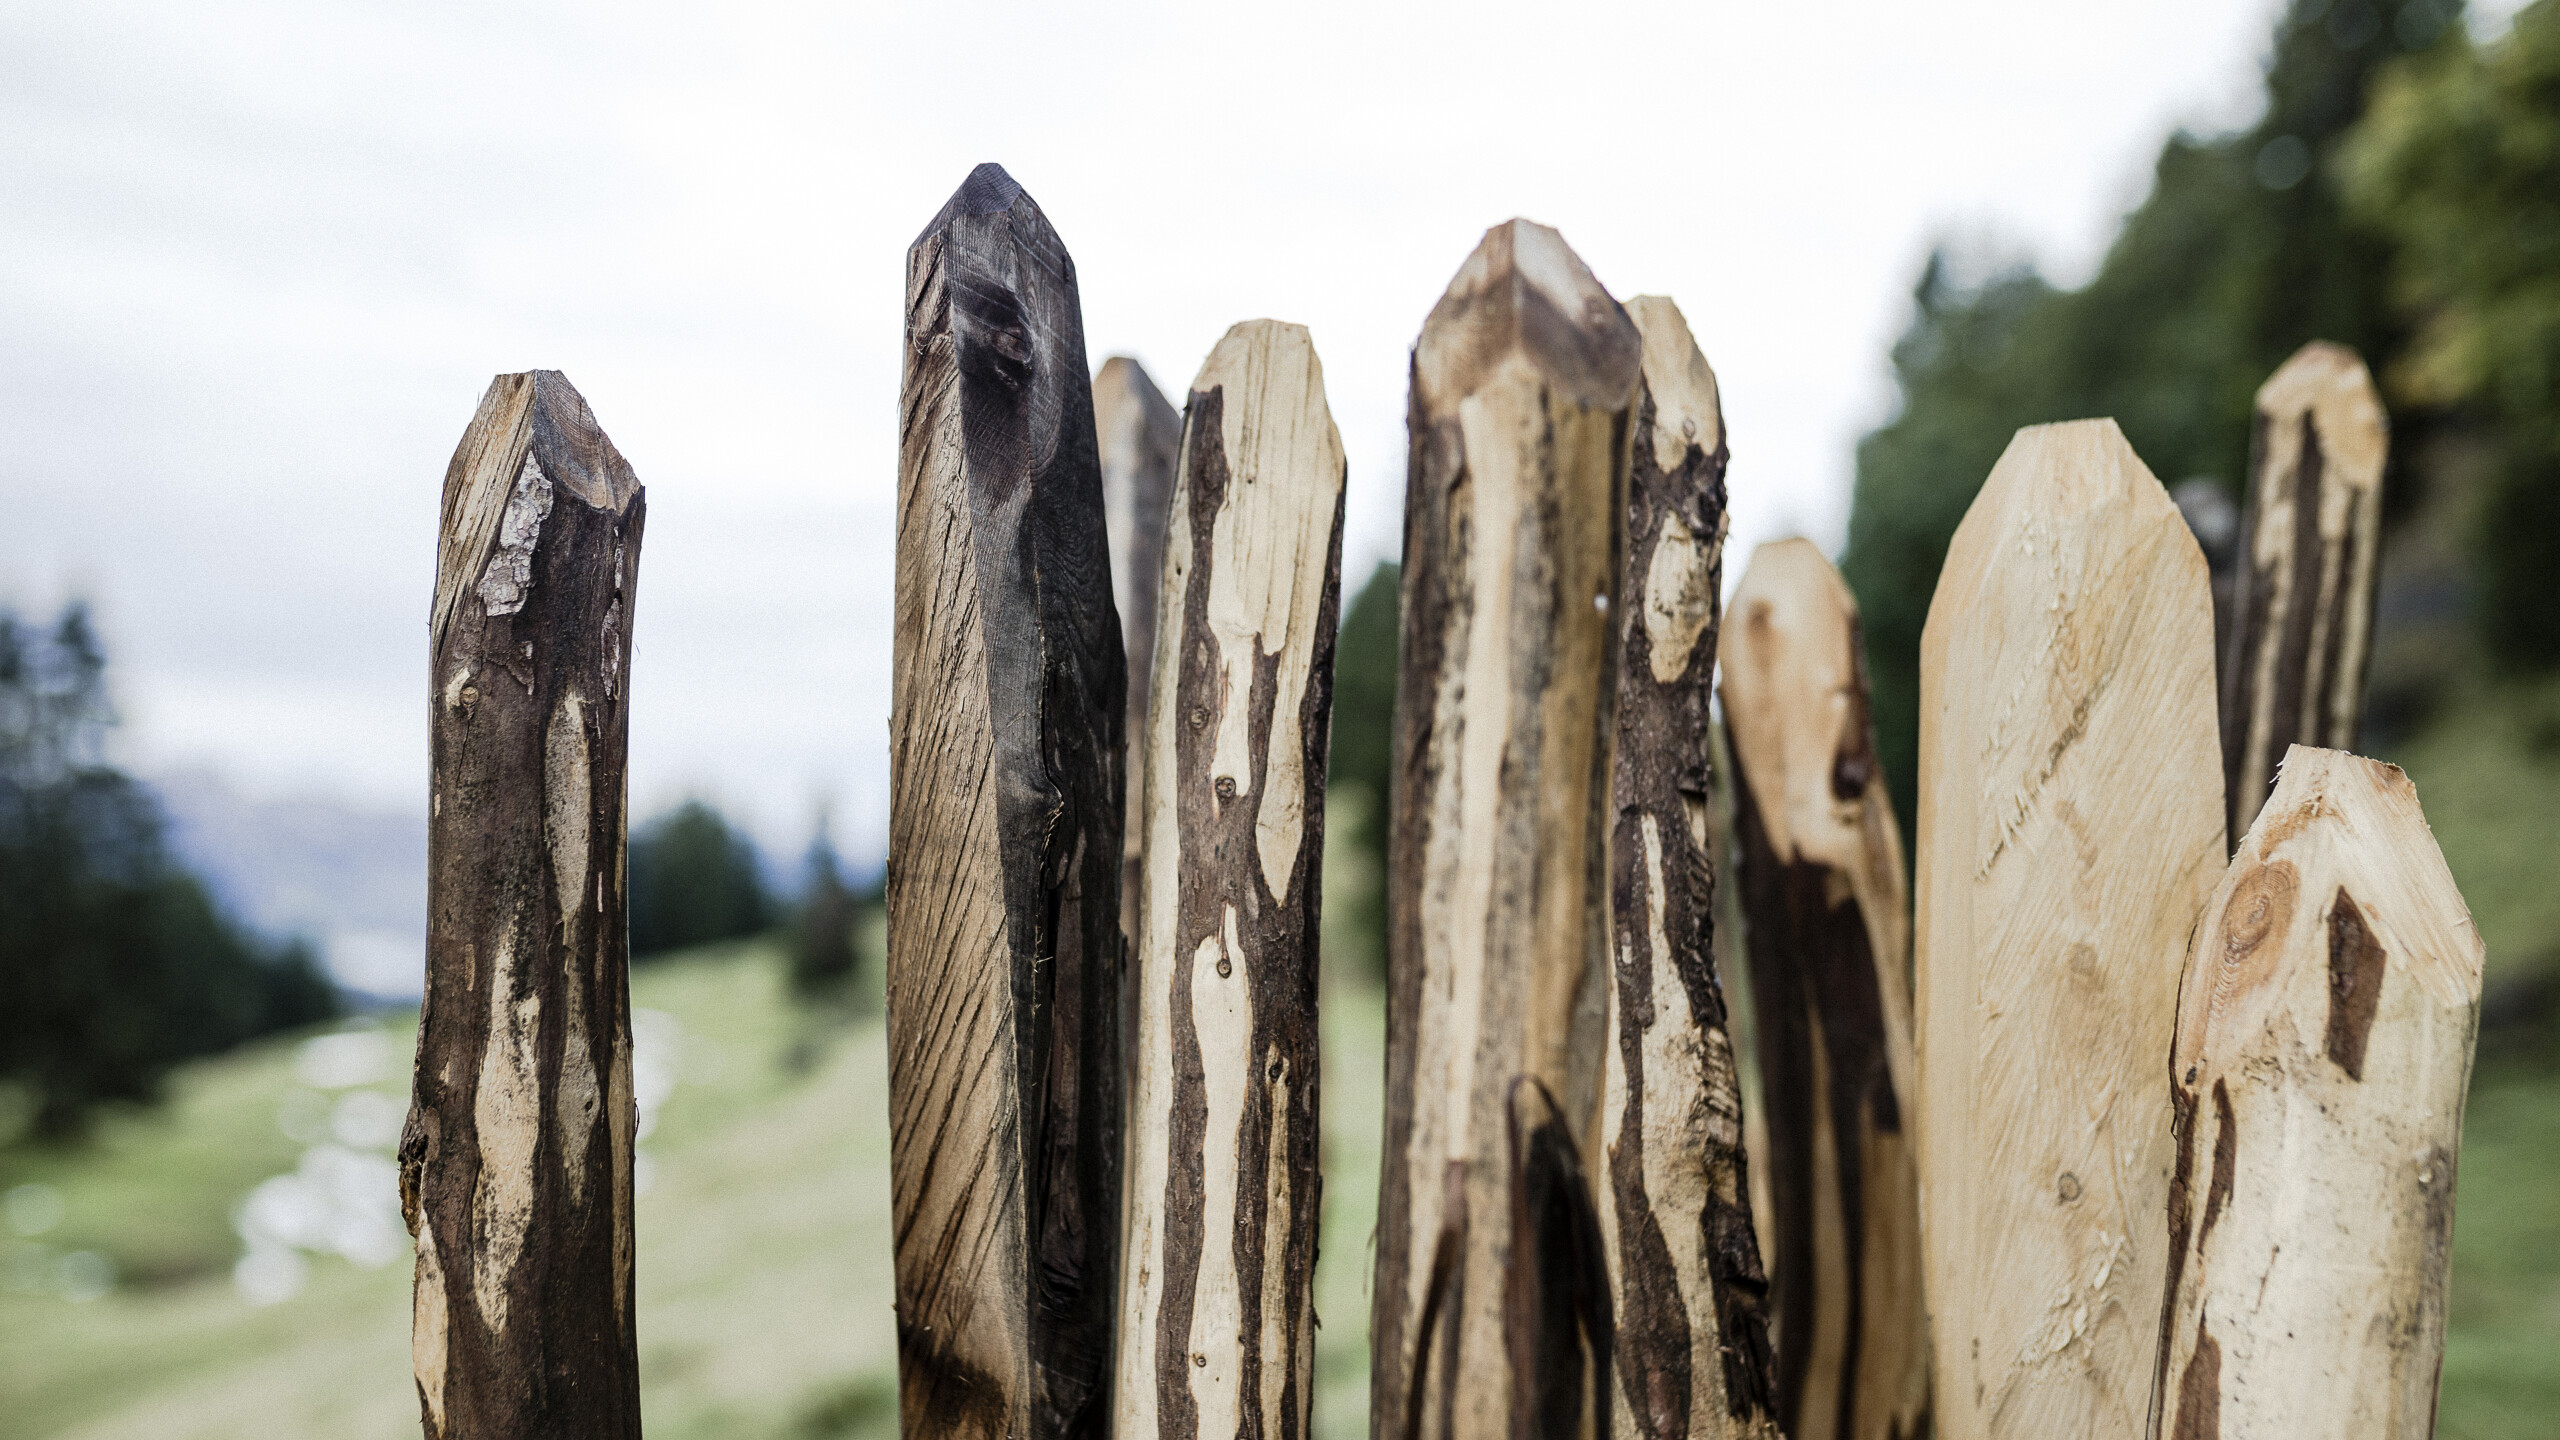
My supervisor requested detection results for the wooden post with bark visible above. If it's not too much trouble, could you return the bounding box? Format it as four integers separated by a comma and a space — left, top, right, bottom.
1914, 420, 2224, 1440
2220, 342, 2388, 844
1114, 319, 1346, 1440
1370, 220, 1637, 1440
1599, 295, 1781, 1440
1720, 538, 1928, 1440
404, 369, 645, 1440
1096, 355, 1185, 947
2153, 745, 2482, 1440
888, 163, 1125, 1439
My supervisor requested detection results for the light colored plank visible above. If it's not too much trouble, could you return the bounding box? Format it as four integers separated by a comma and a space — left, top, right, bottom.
1722, 537, 1927, 1440
2154, 745, 2482, 1440
1914, 419, 2224, 1440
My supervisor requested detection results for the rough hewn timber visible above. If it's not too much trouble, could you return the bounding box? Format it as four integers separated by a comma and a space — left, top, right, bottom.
2152, 745, 2482, 1440
1915, 420, 2224, 1440
2220, 343, 2387, 844
1114, 319, 1345, 1440
1721, 538, 1928, 1440
1598, 295, 1780, 1440
1371, 220, 1638, 1440
888, 163, 1125, 1440
405, 369, 644, 1440
1097, 354, 1185, 951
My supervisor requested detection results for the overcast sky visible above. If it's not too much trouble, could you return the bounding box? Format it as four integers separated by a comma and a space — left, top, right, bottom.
9, 0, 2406, 868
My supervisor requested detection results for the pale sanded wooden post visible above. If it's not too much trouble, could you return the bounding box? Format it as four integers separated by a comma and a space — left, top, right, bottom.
1097, 355, 1184, 946
403, 370, 644, 1440
1370, 220, 1638, 1440
1915, 420, 2224, 1440
1720, 539, 1928, 1440
1598, 295, 1781, 1440
888, 163, 1125, 1439
2220, 343, 2388, 843
2153, 746, 2481, 1440
1114, 320, 1345, 1440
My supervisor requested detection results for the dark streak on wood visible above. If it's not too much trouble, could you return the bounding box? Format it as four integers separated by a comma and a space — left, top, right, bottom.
890, 163, 1123, 1440
2324, 889, 2388, 1082
407, 369, 644, 1440
2170, 1323, 2221, 1440
1506, 1080, 1614, 1440
2153, 1080, 2204, 1438
2201, 1079, 2236, 1246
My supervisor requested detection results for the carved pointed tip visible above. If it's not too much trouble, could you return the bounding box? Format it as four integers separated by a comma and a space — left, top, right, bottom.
1094, 355, 1179, 428
1415, 219, 1639, 412
1732, 538, 1855, 630
2257, 340, 2378, 411
2253, 340, 2389, 485
912, 162, 1055, 255
524, 370, 642, 514
1625, 294, 1724, 458
1196, 318, 1322, 388
1977, 418, 2176, 525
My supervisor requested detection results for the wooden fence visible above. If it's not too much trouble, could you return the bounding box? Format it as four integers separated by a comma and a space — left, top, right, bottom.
399, 164, 2485, 1440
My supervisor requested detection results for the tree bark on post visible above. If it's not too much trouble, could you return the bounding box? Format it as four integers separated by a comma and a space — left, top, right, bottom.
2152, 746, 2481, 1440
1114, 319, 1345, 1440
1915, 421, 2224, 1440
2220, 342, 2388, 844
404, 369, 645, 1440
1096, 355, 1185, 949
889, 163, 1125, 1440
1370, 220, 1638, 1440
1598, 295, 1781, 1440
1720, 538, 1928, 1440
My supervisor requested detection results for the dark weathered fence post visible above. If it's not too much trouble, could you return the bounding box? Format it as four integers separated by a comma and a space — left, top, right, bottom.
1113, 318, 1345, 1440
2220, 341, 2388, 843
888, 162, 1124, 1439
1096, 355, 1184, 950
1370, 219, 1637, 1440
1599, 295, 1781, 1439
1721, 537, 1928, 1440
404, 369, 645, 1440
1915, 420, 2222, 1440
2154, 745, 2481, 1440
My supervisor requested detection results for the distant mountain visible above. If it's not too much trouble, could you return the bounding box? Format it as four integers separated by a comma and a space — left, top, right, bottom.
150, 771, 426, 1001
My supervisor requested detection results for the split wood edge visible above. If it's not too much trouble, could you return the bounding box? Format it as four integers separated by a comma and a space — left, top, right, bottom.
2220, 342, 2388, 847
1915, 419, 2224, 1440
1370, 218, 1639, 1440
1097, 354, 1185, 950
887, 162, 1125, 1440
2153, 745, 2482, 1440
1601, 295, 1782, 1440
1721, 538, 1927, 1440
406, 369, 645, 1440
1114, 318, 1345, 1440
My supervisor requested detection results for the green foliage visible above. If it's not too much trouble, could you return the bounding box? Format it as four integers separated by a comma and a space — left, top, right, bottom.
2344, 0, 2560, 670
0, 605, 339, 1137
788, 826, 873, 1007
1325, 561, 1400, 980
1841, 0, 2459, 839
627, 799, 771, 959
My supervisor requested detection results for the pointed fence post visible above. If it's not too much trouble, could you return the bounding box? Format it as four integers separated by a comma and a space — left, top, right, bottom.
1370, 220, 1638, 1440
404, 369, 645, 1440
888, 163, 1125, 1439
1720, 538, 1928, 1440
2220, 342, 2388, 843
2154, 746, 2481, 1440
1114, 319, 1346, 1440
1096, 355, 1185, 946
1914, 420, 2224, 1440
1599, 295, 1781, 1440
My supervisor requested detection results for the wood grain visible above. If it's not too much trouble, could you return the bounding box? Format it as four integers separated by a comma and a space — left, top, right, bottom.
1721, 538, 1927, 1440
2153, 746, 2481, 1440
1598, 296, 1780, 1440
1914, 420, 2224, 1440
404, 369, 644, 1440
1371, 219, 1639, 1440
1096, 355, 1185, 949
1114, 319, 1345, 1440
2220, 343, 2387, 844
889, 162, 1125, 1440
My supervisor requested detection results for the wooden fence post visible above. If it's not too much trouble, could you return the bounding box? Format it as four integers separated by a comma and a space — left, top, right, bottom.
2152, 745, 2481, 1440
1721, 538, 1928, 1440
1370, 219, 1638, 1440
404, 369, 645, 1440
2220, 342, 2388, 843
1599, 295, 1781, 1440
1914, 420, 2223, 1440
1114, 319, 1346, 1440
889, 163, 1125, 1439
1096, 355, 1185, 948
